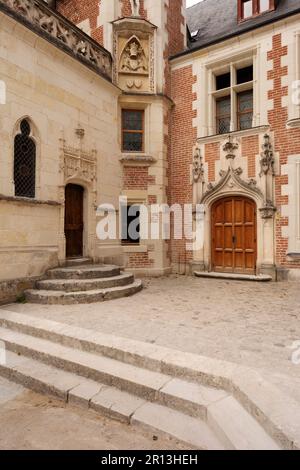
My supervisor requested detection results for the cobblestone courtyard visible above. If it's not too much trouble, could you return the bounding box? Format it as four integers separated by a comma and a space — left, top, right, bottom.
2, 276, 300, 403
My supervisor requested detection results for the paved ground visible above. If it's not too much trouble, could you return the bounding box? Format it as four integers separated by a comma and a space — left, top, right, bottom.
2, 276, 300, 402
0, 377, 186, 450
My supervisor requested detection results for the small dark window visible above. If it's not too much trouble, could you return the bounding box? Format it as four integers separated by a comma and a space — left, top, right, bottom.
216, 96, 231, 134
121, 205, 140, 245
216, 73, 231, 91
238, 90, 253, 130
122, 110, 144, 152
237, 65, 253, 85
14, 119, 36, 198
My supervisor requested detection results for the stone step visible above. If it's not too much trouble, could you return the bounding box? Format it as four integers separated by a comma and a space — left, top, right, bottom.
194, 272, 272, 282
0, 351, 223, 450
0, 324, 281, 449
65, 258, 93, 267
25, 280, 143, 305
36, 273, 135, 292
47, 264, 121, 280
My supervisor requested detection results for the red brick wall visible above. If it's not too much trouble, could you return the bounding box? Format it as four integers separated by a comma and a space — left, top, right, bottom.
123, 167, 155, 191
205, 143, 220, 183
241, 135, 259, 179
127, 253, 154, 268
169, 65, 197, 269
267, 34, 300, 268
120, 0, 147, 19
164, 0, 185, 96
57, 0, 104, 45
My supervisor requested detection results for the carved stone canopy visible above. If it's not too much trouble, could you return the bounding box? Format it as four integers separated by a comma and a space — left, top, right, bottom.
201, 166, 263, 205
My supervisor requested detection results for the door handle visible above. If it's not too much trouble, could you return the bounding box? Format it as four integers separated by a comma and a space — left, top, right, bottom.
232, 235, 236, 245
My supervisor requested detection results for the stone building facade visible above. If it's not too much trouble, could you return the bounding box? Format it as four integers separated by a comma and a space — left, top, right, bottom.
0, 0, 300, 302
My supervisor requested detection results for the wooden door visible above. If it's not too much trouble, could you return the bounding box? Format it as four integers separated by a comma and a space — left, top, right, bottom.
211, 196, 257, 274
65, 184, 84, 258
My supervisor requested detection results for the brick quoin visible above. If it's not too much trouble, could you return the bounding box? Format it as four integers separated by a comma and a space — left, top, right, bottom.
205, 143, 220, 183
169, 65, 197, 269
120, 0, 147, 19
241, 135, 259, 179
57, 0, 104, 45
267, 34, 300, 268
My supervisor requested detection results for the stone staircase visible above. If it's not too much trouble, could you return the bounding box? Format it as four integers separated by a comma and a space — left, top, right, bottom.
0, 311, 281, 450
24, 259, 143, 305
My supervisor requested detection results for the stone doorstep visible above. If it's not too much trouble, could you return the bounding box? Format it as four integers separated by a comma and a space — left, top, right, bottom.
24, 280, 143, 305
194, 272, 273, 282
0, 311, 299, 449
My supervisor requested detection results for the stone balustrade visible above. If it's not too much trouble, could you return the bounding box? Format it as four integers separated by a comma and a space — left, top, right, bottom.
0, 0, 112, 81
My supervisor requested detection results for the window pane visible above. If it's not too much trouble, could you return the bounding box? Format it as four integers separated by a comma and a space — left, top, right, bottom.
216, 96, 231, 134
217, 118, 231, 134
123, 132, 143, 152
260, 0, 270, 12
238, 90, 253, 112
243, 0, 253, 18
238, 90, 253, 130
122, 110, 143, 131
217, 96, 231, 117
239, 113, 253, 130
216, 72, 231, 90
237, 65, 253, 84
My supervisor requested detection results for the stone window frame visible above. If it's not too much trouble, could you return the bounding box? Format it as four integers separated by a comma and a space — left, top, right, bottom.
204, 48, 258, 137
283, 155, 300, 256
119, 102, 150, 156
290, 30, 300, 121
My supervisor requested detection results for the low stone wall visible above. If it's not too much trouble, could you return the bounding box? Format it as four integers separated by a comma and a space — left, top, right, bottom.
0, 277, 40, 305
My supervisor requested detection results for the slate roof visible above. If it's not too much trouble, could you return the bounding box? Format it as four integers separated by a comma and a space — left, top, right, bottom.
183, 0, 300, 55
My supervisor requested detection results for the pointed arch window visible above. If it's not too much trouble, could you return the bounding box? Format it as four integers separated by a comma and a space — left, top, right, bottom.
14, 119, 36, 198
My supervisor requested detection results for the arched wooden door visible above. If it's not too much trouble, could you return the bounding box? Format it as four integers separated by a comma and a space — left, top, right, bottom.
64, 184, 84, 258
211, 196, 257, 274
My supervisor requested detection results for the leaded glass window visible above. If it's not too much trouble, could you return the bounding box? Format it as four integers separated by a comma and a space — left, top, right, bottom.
216, 97, 231, 134
122, 110, 144, 152
14, 119, 36, 198
238, 90, 253, 131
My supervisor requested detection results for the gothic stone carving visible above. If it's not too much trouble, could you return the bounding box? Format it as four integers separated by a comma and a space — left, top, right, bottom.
113, 18, 155, 92
223, 137, 239, 160
120, 37, 148, 74
192, 146, 204, 183
59, 137, 97, 184
1, 0, 112, 80
259, 200, 277, 219
260, 134, 275, 176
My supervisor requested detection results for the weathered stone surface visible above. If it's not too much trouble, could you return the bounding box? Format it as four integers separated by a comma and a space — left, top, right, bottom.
37, 273, 135, 292
47, 265, 121, 280
131, 402, 224, 450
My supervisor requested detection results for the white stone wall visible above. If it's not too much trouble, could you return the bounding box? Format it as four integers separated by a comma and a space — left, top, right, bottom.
0, 11, 122, 281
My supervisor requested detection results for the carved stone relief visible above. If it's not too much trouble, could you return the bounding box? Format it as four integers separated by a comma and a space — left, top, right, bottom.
260, 134, 275, 176
2, 0, 112, 80
113, 18, 155, 92
192, 146, 204, 183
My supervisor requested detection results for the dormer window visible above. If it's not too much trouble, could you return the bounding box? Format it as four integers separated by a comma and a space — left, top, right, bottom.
238, 0, 275, 21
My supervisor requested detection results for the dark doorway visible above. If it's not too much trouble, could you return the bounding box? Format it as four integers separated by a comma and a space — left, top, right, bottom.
64, 184, 84, 258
